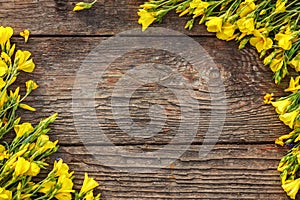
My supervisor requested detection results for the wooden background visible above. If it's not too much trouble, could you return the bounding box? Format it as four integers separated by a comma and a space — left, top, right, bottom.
1, 0, 293, 199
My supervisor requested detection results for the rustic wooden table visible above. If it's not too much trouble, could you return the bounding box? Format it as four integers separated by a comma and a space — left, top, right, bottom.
1, 0, 292, 199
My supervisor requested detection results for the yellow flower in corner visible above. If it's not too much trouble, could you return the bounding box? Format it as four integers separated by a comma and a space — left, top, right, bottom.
0, 26, 13, 45
236, 17, 254, 34
269, 55, 284, 73
289, 53, 300, 72
282, 178, 300, 199
205, 17, 223, 33
279, 110, 299, 129
14, 122, 34, 138
216, 22, 236, 41
250, 30, 273, 52
275, 0, 286, 12
285, 77, 300, 93
237, 0, 256, 17
263, 93, 274, 104
20, 29, 30, 43
73, 0, 97, 12
190, 0, 210, 18
0, 187, 12, 200
79, 173, 99, 195
15, 50, 35, 72
138, 9, 156, 32
15, 157, 30, 176
275, 32, 293, 50
271, 98, 291, 114
55, 175, 75, 200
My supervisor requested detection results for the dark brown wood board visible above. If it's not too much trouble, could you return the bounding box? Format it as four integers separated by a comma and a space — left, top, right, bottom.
1, 1, 292, 199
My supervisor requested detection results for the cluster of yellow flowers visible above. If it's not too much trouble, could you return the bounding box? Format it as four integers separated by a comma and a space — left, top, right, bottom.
138, 0, 300, 84
138, 0, 300, 199
0, 26, 100, 200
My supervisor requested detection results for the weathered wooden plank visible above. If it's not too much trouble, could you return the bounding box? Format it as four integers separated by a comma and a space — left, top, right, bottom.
1, 0, 211, 36
13, 36, 289, 145
47, 144, 288, 199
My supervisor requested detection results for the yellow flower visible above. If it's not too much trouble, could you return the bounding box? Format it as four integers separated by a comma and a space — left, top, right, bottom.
275, 32, 292, 50
0, 78, 6, 90
25, 80, 38, 93
15, 157, 30, 176
19, 103, 36, 112
285, 77, 300, 93
237, 0, 256, 17
279, 110, 299, 129
39, 181, 55, 194
55, 175, 75, 200
0, 187, 12, 200
15, 50, 35, 72
205, 17, 223, 33
275, 0, 286, 12
250, 30, 273, 52
190, 0, 210, 18
26, 162, 40, 176
263, 51, 276, 65
236, 17, 254, 34
53, 159, 73, 178
289, 53, 300, 72
0, 26, 13, 46
216, 22, 236, 41
271, 98, 291, 114
270, 56, 284, 73
263, 93, 274, 104
0, 60, 8, 77
275, 131, 294, 146
79, 173, 99, 195
14, 122, 34, 138
137, 9, 156, 32
73, 0, 97, 12
282, 178, 300, 199
20, 29, 30, 43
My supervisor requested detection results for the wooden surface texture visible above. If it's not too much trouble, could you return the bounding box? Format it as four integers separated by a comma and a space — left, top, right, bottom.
1, 0, 292, 199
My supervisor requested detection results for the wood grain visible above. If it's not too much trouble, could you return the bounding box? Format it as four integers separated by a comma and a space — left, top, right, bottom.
50, 144, 288, 199
0, 0, 212, 36
13, 37, 289, 145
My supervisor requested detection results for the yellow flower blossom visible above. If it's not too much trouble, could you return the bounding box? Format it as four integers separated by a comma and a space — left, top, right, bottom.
20, 29, 30, 43
14, 122, 34, 138
0, 187, 12, 200
25, 80, 38, 93
216, 22, 236, 41
289, 53, 300, 72
0, 78, 6, 90
0, 60, 8, 77
205, 17, 223, 33
271, 98, 291, 114
237, 0, 256, 17
14, 157, 30, 176
250, 30, 273, 52
137, 9, 156, 32
263, 93, 274, 104
39, 181, 56, 194
26, 162, 40, 176
275, 131, 294, 146
55, 175, 75, 200
79, 173, 99, 195
270, 55, 284, 73
15, 50, 35, 73
190, 0, 210, 18
275, 0, 286, 12
279, 110, 299, 129
282, 178, 300, 199
0, 26, 13, 46
275, 32, 293, 50
285, 77, 300, 93
53, 159, 74, 178
236, 17, 254, 34
73, 0, 97, 12
19, 103, 36, 112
